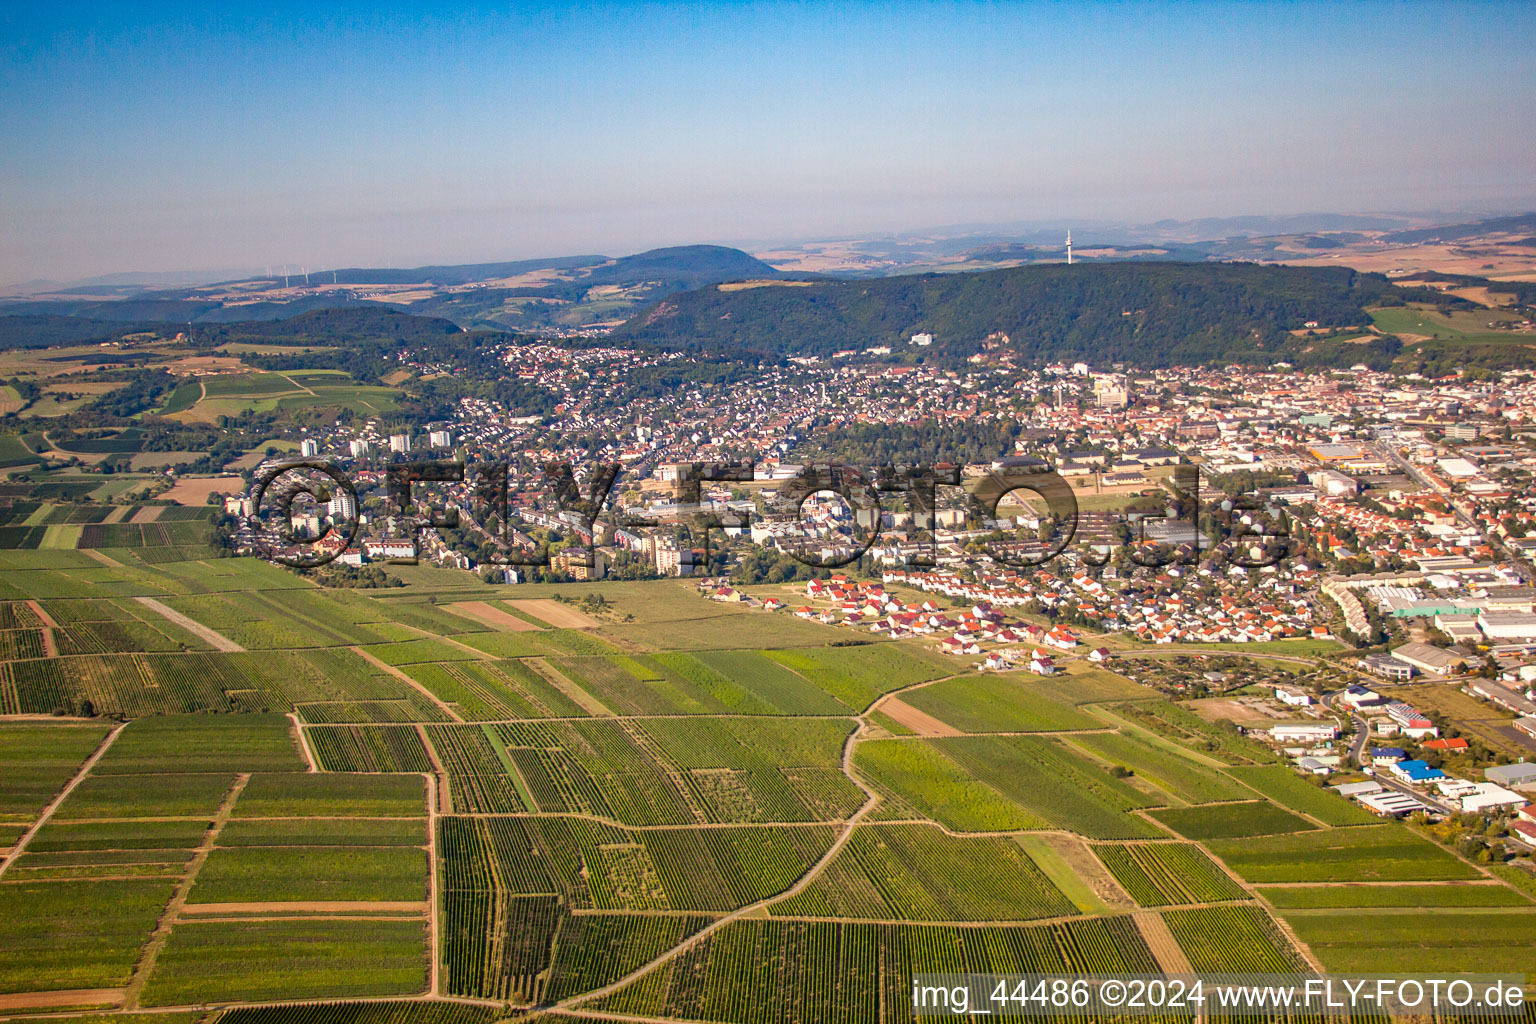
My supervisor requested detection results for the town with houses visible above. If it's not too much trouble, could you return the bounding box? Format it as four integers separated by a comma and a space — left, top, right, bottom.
227, 341, 1536, 853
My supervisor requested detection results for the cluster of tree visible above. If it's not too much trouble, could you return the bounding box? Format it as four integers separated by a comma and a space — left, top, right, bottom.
83, 368, 177, 418
614, 262, 1447, 369
1206, 467, 1305, 496
301, 564, 403, 589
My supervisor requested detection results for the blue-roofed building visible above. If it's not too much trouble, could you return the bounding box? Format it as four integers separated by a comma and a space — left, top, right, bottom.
1390, 759, 1446, 784
1371, 747, 1407, 765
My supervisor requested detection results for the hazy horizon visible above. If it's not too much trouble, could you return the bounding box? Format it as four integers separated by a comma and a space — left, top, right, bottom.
5, 1, 1535, 283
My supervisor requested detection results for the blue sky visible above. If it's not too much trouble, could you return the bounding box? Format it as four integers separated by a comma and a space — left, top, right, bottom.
3, 1, 1535, 281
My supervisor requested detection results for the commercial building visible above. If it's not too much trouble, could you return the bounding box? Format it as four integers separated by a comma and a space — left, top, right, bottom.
1390, 642, 1465, 676
1459, 782, 1527, 813
1390, 760, 1446, 784
1358, 790, 1436, 817
1358, 654, 1413, 681
1486, 763, 1536, 788
1477, 611, 1536, 641
1270, 722, 1338, 744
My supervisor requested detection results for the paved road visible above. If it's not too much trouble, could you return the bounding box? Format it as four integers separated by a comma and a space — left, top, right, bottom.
1321, 690, 1371, 767
1323, 689, 1459, 815
1374, 440, 1481, 534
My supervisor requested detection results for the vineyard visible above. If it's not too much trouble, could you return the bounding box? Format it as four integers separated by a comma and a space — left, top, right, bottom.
3, 558, 1534, 1019
215, 1002, 500, 1024
595, 916, 1166, 1024
1148, 800, 1316, 841
899, 674, 1101, 733
774, 824, 1077, 921
1224, 764, 1381, 826
1159, 905, 1306, 972
1207, 825, 1483, 883
307, 724, 434, 772
1093, 843, 1247, 907
1279, 909, 1536, 973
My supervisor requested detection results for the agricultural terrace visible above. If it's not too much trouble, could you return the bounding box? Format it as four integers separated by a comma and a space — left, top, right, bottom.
0, 549, 1531, 1020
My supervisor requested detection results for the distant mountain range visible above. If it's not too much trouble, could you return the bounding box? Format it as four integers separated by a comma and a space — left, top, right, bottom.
4, 211, 1533, 359
0, 245, 786, 335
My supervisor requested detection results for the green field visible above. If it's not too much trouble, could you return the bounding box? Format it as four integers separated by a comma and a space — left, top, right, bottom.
1208, 825, 1483, 883
899, 673, 1101, 733
189, 846, 427, 903
1, 556, 1510, 1015
1282, 909, 1536, 973
774, 824, 1077, 921
1149, 800, 1316, 840
1095, 842, 1247, 907
140, 918, 428, 1004
1258, 883, 1531, 908
0, 880, 176, 992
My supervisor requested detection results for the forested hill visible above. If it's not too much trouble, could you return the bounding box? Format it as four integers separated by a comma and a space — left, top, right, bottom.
614, 262, 1441, 368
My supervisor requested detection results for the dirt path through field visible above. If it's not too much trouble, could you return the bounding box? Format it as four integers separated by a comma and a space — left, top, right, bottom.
81, 548, 124, 568
0, 723, 124, 881
134, 596, 245, 652
506, 598, 598, 628
352, 647, 464, 723
25, 599, 57, 629
528, 657, 615, 717
415, 725, 453, 816
443, 601, 541, 631
876, 697, 960, 736
1132, 911, 1193, 974
558, 716, 883, 1012
289, 712, 318, 772
426, 772, 442, 996
26, 599, 59, 658
123, 773, 250, 1008
0, 989, 124, 1011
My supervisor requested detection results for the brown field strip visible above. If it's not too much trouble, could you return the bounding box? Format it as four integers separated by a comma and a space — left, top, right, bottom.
133, 596, 245, 652
443, 600, 541, 631
0, 989, 124, 1011
528, 657, 615, 717
127, 505, 164, 523
1133, 911, 1193, 974
877, 697, 961, 737
506, 598, 599, 628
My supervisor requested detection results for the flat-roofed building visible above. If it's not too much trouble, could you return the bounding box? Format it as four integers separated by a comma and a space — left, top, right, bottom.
1486, 762, 1536, 788
1478, 611, 1536, 641
1461, 782, 1527, 813
1311, 443, 1367, 463
1485, 588, 1536, 613
1270, 721, 1338, 744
